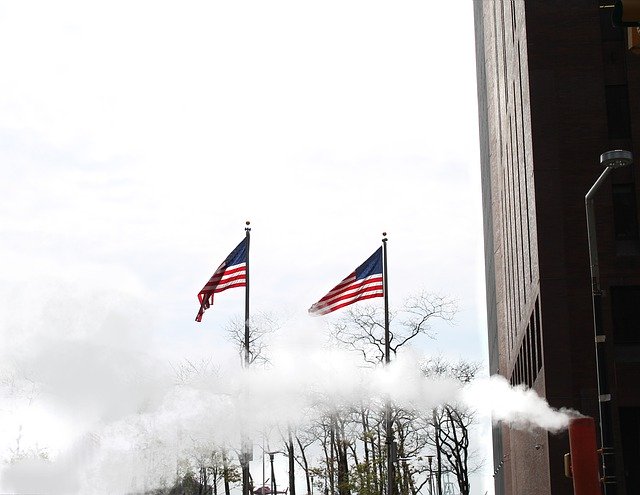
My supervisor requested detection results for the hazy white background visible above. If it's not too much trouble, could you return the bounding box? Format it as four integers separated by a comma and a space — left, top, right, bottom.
0, 1, 492, 493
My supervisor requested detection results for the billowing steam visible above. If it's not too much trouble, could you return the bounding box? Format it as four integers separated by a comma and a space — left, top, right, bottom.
462, 375, 582, 432
0, 284, 580, 494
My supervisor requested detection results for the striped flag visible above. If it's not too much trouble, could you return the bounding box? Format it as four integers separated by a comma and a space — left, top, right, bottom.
309, 247, 384, 316
196, 238, 248, 322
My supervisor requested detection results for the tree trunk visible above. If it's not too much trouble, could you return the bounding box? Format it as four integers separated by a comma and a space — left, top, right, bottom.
433, 409, 442, 495
444, 407, 469, 495
369, 419, 379, 495
296, 435, 312, 495
376, 424, 384, 495
322, 422, 335, 495
212, 466, 219, 495
396, 423, 409, 495
223, 451, 231, 495
361, 408, 372, 495
327, 413, 351, 495
288, 428, 297, 495
335, 416, 351, 495
330, 420, 336, 495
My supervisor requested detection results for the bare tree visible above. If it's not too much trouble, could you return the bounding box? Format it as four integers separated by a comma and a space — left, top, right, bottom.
176, 439, 241, 495
310, 406, 354, 495
323, 292, 459, 495
330, 292, 457, 364
205, 449, 241, 495
171, 357, 219, 385
293, 428, 316, 495
225, 311, 280, 367
422, 358, 482, 495
1, 370, 48, 465
286, 427, 297, 495
393, 407, 431, 495
169, 359, 242, 495
347, 405, 385, 495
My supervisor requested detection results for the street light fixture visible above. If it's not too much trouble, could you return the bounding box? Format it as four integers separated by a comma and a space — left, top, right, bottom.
265, 451, 286, 495
424, 455, 435, 495
585, 149, 633, 495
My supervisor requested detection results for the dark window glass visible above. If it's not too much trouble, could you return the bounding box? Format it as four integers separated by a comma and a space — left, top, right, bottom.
524, 327, 531, 387
611, 286, 640, 344
613, 183, 640, 240
620, 407, 640, 494
535, 298, 543, 372
529, 315, 535, 382
605, 85, 632, 139
600, 9, 625, 41
528, 325, 535, 385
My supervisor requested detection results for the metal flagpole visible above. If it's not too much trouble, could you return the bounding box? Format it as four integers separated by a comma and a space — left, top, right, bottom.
382, 232, 395, 495
383, 233, 390, 365
245, 220, 251, 368
433, 409, 442, 495
243, 221, 252, 495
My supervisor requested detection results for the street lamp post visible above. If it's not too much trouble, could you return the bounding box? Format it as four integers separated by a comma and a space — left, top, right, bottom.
585, 149, 633, 495
266, 451, 285, 495
270, 452, 276, 495
426, 455, 434, 495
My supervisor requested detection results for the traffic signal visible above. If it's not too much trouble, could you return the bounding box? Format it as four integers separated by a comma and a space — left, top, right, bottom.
613, 0, 640, 27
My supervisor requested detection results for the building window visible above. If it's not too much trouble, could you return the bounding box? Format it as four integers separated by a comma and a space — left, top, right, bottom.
613, 183, 640, 240
534, 297, 542, 373
620, 407, 640, 494
611, 286, 640, 344
600, 9, 625, 42
605, 85, 632, 139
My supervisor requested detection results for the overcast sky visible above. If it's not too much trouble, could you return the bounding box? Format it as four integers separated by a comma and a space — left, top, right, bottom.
0, 1, 490, 493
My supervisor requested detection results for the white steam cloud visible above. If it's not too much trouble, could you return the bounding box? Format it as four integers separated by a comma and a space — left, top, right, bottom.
461, 375, 582, 432
0, 281, 580, 494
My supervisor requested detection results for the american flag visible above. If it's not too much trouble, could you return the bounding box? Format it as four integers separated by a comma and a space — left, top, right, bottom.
309, 247, 384, 316
196, 238, 248, 322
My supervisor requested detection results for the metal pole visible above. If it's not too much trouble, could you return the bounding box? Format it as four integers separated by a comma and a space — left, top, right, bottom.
245, 220, 251, 368
268, 453, 277, 495
585, 150, 633, 494
382, 233, 395, 495
585, 169, 616, 495
383, 232, 390, 366
433, 409, 442, 495
243, 221, 252, 495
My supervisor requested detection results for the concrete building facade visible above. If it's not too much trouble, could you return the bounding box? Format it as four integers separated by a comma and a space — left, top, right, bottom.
474, 2, 640, 494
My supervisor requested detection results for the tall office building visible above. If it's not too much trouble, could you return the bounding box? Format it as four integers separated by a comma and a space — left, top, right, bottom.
474, 2, 640, 494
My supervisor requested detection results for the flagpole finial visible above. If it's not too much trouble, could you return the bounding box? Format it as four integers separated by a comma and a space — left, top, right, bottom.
382, 232, 387, 242
245, 221, 251, 232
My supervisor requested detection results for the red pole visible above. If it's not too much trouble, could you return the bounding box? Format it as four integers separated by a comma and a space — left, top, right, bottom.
569, 417, 602, 495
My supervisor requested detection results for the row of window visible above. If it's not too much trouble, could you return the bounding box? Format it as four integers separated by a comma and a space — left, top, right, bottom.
510, 297, 543, 388
505, 284, 640, 387
492, 1, 535, 360
599, 9, 640, 249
